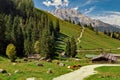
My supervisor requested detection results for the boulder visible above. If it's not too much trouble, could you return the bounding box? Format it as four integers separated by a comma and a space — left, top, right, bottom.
36, 63, 43, 67
34, 61, 39, 63
14, 70, 19, 73
59, 63, 65, 67
53, 60, 60, 65
0, 69, 7, 73
7, 73, 12, 76
12, 63, 16, 65
56, 61, 60, 65
47, 68, 53, 74
46, 59, 52, 62
23, 58, 28, 61
39, 57, 46, 61
17, 61, 22, 63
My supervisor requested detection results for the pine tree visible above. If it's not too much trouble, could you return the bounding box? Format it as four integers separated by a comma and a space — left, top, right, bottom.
68, 17, 72, 23
5, 15, 12, 43
24, 38, 32, 56
65, 37, 77, 57
65, 39, 71, 57
16, 20, 24, 57
0, 14, 6, 55
0, 0, 58, 58
11, 16, 19, 44
104, 30, 107, 35
118, 33, 120, 40
40, 28, 50, 58
89, 24, 94, 31
40, 22, 55, 59
49, 20, 54, 35
70, 37, 77, 57
55, 20, 60, 32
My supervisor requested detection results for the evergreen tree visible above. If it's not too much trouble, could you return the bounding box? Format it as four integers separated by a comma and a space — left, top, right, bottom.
55, 20, 60, 32
65, 39, 71, 57
4, 15, 12, 43
16, 21, 24, 57
89, 24, 94, 31
0, 0, 58, 58
118, 33, 120, 40
49, 20, 54, 35
11, 16, 19, 44
104, 30, 107, 35
68, 17, 72, 23
70, 37, 77, 57
39, 21, 55, 58
40, 28, 49, 58
24, 39, 32, 56
77, 22, 82, 26
65, 37, 77, 57
0, 14, 6, 55
55, 20, 60, 37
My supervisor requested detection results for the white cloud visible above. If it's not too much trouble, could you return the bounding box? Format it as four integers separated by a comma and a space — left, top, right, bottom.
81, 0, 92, 7
43, 0, 69, 8
43, 1, 52, 7
84, 7, 95, 15
80, 0, 98, 7
105, 11, 120, 16
92, 11, 120, 26
73, 6, 79, 10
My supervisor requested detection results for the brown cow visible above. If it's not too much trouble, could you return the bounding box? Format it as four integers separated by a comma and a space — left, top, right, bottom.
67, 64, 81, 70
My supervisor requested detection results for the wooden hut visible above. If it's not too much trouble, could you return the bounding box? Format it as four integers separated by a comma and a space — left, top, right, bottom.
112, 54, 120, 59
92, 53, 117, 63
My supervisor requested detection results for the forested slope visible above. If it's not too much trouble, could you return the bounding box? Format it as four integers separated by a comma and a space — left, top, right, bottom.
0, 0, 120, 59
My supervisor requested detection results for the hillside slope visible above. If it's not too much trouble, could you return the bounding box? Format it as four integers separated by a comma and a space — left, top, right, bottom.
80, 28, 120, 53
40, 9, 120, 53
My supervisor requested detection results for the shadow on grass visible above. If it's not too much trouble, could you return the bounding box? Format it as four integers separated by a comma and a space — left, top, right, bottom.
55, 33, 68, 53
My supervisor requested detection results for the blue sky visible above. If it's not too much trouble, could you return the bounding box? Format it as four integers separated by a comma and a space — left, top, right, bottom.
34, 0, 120, 26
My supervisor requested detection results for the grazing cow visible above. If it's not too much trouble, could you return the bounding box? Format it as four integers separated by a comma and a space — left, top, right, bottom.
67, 66, 75, 69
67, 64, 81, 69
75, 64, 81, 67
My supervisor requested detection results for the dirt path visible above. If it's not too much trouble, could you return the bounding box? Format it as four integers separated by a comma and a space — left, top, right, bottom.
60, 26, 85, 55
77, 26, 85, 44
53, 64, 120, 80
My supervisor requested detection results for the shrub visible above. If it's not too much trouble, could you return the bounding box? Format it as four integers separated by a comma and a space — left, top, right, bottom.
6, 44, 16, 62
34, 41, 40, 54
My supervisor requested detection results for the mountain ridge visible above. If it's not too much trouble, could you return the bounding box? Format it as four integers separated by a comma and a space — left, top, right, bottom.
51, 8, 120, 32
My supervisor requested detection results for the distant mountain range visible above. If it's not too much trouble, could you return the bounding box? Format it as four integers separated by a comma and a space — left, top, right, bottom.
51, 8, 120, 32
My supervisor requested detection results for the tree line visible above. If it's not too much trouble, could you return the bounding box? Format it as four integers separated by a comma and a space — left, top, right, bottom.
0, 0, 78, 62
0, 0, 60, 60
104, 30, 120, 40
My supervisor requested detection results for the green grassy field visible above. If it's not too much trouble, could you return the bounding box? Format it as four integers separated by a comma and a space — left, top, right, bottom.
0, 8, 120, 80
0, 57, 91, 80
80, 28, 120, 49
85, 66, 120, 80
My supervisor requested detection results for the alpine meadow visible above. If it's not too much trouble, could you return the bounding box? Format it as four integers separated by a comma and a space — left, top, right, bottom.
0, 0, 120, 80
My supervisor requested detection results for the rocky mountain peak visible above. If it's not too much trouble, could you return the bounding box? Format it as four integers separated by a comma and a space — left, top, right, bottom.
51, 8, 120, 32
